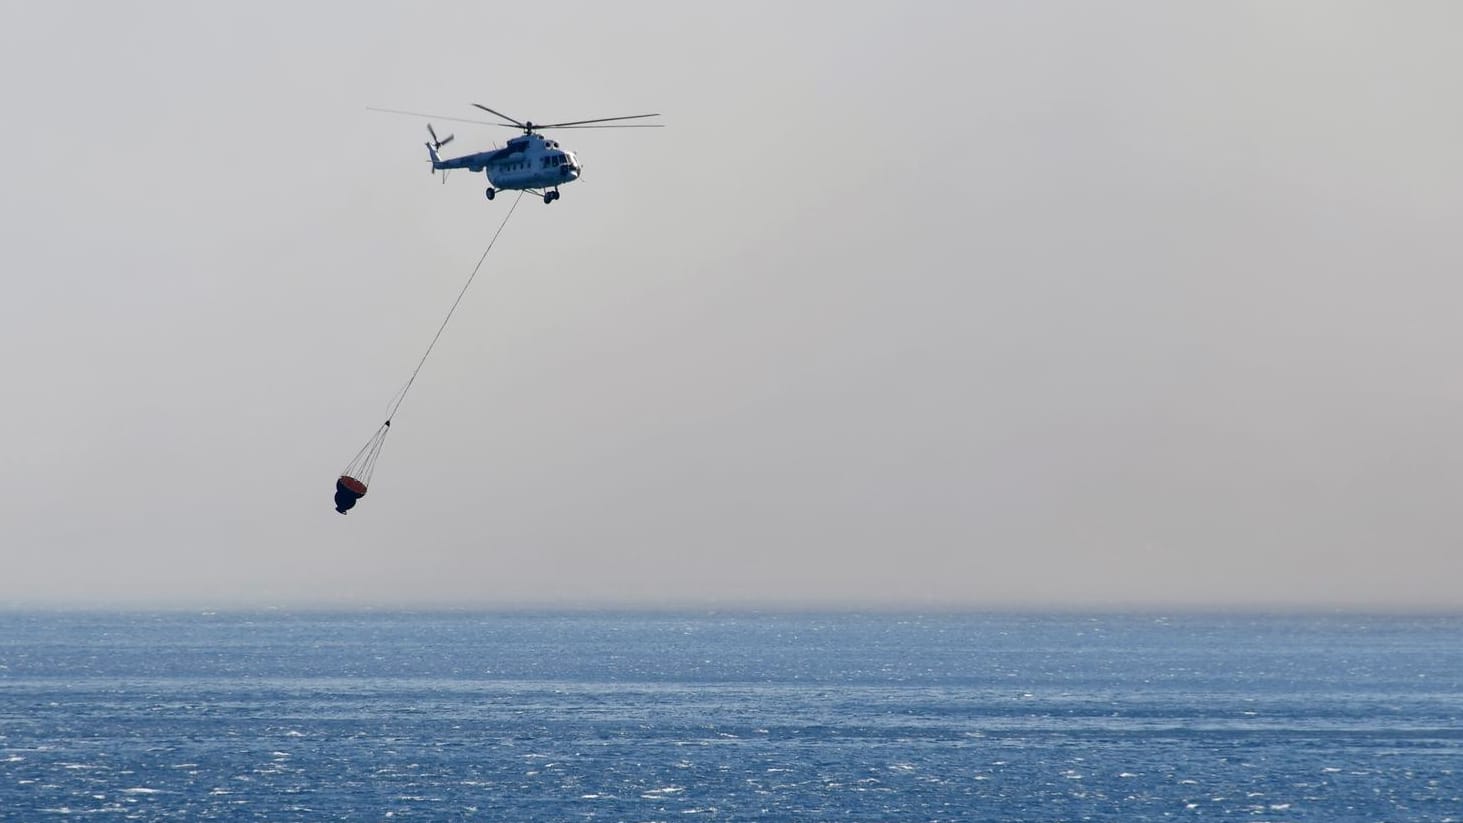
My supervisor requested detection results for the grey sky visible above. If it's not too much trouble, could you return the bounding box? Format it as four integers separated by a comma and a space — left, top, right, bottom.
2, 2, 1460, 609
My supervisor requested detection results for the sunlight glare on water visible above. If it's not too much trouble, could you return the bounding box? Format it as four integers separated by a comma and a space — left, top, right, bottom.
0, 612, 1460, 820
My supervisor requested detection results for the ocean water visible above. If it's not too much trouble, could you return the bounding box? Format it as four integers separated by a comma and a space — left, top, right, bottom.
0, 612, 1459, 821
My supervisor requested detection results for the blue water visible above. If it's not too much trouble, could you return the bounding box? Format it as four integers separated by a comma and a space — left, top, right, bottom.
1, 612, 1459, 821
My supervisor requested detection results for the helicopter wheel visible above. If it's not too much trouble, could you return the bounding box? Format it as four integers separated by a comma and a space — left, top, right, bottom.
485, 188, 496, 200
544, 191, 559, 204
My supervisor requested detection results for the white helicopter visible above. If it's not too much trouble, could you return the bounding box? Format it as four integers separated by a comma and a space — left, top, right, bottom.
369, 103, 662, 204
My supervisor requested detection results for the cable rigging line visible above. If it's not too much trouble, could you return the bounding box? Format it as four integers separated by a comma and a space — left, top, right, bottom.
336, 190, 524, 508
385, 190, 524, 425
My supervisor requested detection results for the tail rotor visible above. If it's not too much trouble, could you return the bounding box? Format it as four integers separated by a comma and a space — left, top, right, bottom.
426, 123, 455, 152
425, 124, 455, 182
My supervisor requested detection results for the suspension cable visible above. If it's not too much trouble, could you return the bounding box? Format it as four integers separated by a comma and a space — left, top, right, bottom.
385, 190, 524, 424
339, 191, 524, 485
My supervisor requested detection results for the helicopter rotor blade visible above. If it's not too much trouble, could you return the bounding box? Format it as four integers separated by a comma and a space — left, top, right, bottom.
547, 124, 665, 129
537, 113, 661, 129
472, 103, 526, 127
425, 124, 456, 151
368, 106, 512, 127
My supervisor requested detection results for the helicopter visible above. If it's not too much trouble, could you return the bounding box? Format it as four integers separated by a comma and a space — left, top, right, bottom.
368, 103, 662, 204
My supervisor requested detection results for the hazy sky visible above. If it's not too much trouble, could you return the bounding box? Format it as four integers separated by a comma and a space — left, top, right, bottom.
2, 1, 1460, 610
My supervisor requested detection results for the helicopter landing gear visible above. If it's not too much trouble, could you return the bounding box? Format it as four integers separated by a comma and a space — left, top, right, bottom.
543, 189, 560, 204
484, 187, 496, 200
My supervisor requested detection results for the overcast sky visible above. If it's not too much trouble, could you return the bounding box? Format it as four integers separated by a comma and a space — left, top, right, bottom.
2, 1, 1460, 610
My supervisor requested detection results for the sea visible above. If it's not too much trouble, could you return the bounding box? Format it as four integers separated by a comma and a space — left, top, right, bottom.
0, 611, 1459, 821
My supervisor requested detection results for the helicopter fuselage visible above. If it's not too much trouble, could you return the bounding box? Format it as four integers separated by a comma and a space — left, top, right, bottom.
429, 132, 580, 195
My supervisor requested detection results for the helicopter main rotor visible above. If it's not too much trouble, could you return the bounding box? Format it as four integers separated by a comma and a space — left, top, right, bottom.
471, 103, 662, 133
368, 104, 663, 134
